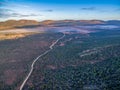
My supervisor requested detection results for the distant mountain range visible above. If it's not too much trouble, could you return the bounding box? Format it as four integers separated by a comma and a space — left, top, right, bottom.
0, 20, 120, 30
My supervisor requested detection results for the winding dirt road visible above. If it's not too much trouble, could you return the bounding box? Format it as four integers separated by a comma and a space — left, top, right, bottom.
20, 33, 65, 90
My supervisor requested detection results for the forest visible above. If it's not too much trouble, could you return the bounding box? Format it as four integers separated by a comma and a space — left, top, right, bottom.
22, 29, 120, 90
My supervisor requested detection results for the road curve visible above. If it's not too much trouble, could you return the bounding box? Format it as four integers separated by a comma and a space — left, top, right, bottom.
20, 33, 65, 90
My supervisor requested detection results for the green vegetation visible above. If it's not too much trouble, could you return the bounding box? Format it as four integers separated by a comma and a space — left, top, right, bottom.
0, 23, 120, 90
23, 30, 120, 90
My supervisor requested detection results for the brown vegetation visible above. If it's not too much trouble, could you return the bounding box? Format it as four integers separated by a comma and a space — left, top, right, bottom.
0, 20, 39, 30
0, 32, 36, 40
0, 33, 62, 90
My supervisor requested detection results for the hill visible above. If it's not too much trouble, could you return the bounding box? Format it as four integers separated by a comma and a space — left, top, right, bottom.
0, 20, 39, 30
0, 20, 120, 30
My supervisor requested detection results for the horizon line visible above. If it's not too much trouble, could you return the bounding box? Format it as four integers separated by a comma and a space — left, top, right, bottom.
1, 19, 120, 22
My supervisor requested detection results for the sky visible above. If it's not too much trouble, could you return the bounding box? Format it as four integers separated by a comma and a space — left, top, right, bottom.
0, 0, 120, 21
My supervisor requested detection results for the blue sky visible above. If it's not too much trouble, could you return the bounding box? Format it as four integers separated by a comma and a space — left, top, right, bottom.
0, 0, 120, 21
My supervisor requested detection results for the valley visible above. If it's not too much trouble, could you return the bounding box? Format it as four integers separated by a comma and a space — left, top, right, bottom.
0, 20, 120, 90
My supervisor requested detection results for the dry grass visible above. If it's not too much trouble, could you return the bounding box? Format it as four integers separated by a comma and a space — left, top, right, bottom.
0, 32, 37, 40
